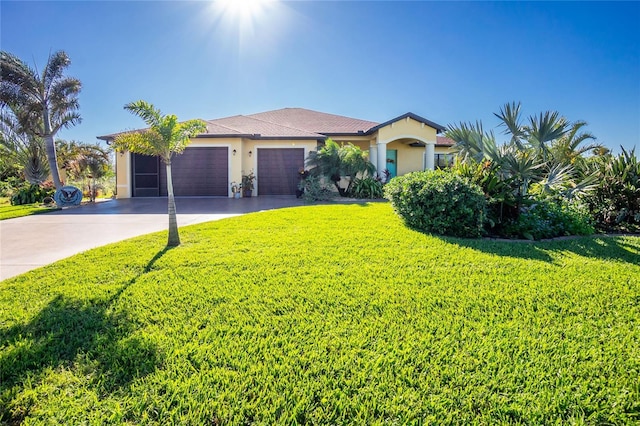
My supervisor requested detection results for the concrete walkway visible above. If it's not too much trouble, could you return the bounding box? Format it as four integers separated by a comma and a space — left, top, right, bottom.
0, 196, 304, 281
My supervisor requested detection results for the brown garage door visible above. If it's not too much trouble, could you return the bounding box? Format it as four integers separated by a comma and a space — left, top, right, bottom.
159, 147, 228, 196
257, 148, 305, 195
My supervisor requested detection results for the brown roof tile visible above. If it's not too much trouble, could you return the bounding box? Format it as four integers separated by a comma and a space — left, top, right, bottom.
205, 114, 322, 138
436, 136, 455, 146
247, 108, 379, 134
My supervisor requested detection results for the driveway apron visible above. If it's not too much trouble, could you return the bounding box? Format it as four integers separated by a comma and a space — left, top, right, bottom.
0, 197, 303, 281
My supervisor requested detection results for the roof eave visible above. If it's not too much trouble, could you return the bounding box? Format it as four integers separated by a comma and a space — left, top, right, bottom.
365, 112, 447, 134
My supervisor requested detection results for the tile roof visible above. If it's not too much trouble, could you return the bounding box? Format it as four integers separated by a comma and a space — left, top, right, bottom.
98, 108, 445, 141
204, 114, 321, 138
246, 108, 380, 134
436, 136, 455, 146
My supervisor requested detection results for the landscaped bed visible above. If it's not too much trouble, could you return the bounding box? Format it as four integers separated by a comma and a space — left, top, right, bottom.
1, 203, 638, 424
0, 197, 59, 221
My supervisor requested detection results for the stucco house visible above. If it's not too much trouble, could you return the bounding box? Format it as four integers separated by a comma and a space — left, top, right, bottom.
98, 108, 454, 198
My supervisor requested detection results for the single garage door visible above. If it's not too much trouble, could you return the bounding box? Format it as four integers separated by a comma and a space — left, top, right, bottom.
160, 147, 228, 196
257, 148, 305, 195
132, 148, 228, 197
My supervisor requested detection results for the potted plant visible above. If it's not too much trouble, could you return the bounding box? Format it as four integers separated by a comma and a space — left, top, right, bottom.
230, 181, 241, 199
242, 170, 255, 198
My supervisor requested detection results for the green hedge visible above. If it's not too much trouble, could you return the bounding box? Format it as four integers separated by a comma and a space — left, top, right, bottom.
384, 170, 486, 238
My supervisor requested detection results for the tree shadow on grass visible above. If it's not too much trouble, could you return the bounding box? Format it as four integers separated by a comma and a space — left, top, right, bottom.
441, 234, 640, 264
0, 247, 173, 423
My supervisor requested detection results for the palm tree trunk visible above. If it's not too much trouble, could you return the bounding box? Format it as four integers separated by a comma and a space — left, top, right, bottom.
42, 110, 63, 189
165, 160, 181, 247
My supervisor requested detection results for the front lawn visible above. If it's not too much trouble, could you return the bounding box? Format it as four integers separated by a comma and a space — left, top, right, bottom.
0, 197, 59, 220
1, 203, 638, 424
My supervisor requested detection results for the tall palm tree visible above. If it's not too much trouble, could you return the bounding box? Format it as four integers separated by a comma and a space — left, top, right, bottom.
113, 100, 206, 247
0, 50, 81, 189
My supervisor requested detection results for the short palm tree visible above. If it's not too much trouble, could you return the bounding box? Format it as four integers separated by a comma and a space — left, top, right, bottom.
58, 140, 112, 202
0, 50, 81, 189
305, 139, 344, 193
113, 100, 206, 247
548, 120, 603, 167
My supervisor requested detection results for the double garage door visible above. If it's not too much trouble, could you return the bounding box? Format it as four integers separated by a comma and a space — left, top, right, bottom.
132, 147, 305, 197
132, 147, 228, 197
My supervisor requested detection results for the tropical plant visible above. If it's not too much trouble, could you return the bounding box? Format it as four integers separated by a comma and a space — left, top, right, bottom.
9, 180, 55, 205
583, 147, 640, 231
305, 139, 343, 193
340, 143, 376, 194
502, 199, 594, 240
494, 102, 570, 160
548, 120, 604, 168
56, 140, 112, 202
112, 101, 206, 246
0, 109, 49, 184
446, 103, 603, 238
0, 50, 82, 189
241, 170, 256, 196
350, 176, 384, 199
305, 139, 376, 196
297, 174, 334, 202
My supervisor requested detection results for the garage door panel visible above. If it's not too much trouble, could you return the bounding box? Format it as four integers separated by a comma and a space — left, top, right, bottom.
158, 147, 228, 196
257, 148, 304, 195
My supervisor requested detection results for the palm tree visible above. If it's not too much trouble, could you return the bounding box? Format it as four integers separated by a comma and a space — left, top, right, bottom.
548, 120, 603, 167
113, 100, 206, 247
305, 139, 344, 194
0, 107, 49, 184
0, 50, 82, 189
339, 143, 376, 194
57, 140, 112, 202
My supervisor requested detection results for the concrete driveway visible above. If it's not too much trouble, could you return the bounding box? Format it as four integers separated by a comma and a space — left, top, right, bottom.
0, 196, 303, 281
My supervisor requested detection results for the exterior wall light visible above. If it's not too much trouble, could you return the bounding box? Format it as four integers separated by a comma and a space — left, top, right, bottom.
232, 149, 237, 156
248, 151, 253, 157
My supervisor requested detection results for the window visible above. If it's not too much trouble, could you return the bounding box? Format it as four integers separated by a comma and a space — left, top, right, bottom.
435, 154, 454, 169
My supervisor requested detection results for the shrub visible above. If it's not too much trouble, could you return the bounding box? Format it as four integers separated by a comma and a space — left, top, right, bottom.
503, 199, 595, 240
10, 181, 55, 205
583, 147, 640, 232
298, 174, 335, 202
384, 170, 486, 238
0, 177, 22, 197
349, 177, 384, 199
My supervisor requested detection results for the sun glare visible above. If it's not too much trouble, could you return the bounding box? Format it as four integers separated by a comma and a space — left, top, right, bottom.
205, 0, 294, 59
215, 0, 274, 24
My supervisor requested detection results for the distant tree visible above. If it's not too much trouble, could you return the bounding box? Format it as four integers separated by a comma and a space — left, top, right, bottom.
0, 50, 81, 189
112, 100, 206, 247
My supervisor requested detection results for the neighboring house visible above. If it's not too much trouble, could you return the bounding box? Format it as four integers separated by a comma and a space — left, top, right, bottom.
98, 108, 454, 198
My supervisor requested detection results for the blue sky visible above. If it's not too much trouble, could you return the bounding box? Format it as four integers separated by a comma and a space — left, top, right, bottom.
2, 1, 638, 152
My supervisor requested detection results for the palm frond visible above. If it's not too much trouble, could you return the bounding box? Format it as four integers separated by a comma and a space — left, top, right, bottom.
124, 100, 162, 128
494, 101, 526, 147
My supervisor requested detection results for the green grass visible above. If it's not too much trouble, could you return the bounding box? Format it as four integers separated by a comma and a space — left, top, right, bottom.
1, 203, 638, 424
0, 197, 59, 220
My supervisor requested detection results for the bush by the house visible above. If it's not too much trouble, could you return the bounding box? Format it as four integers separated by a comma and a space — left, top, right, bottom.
350, 177, 384, 199
384, 170, 486, 238
502, 199, 594, 240
298, 174, 335, 202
